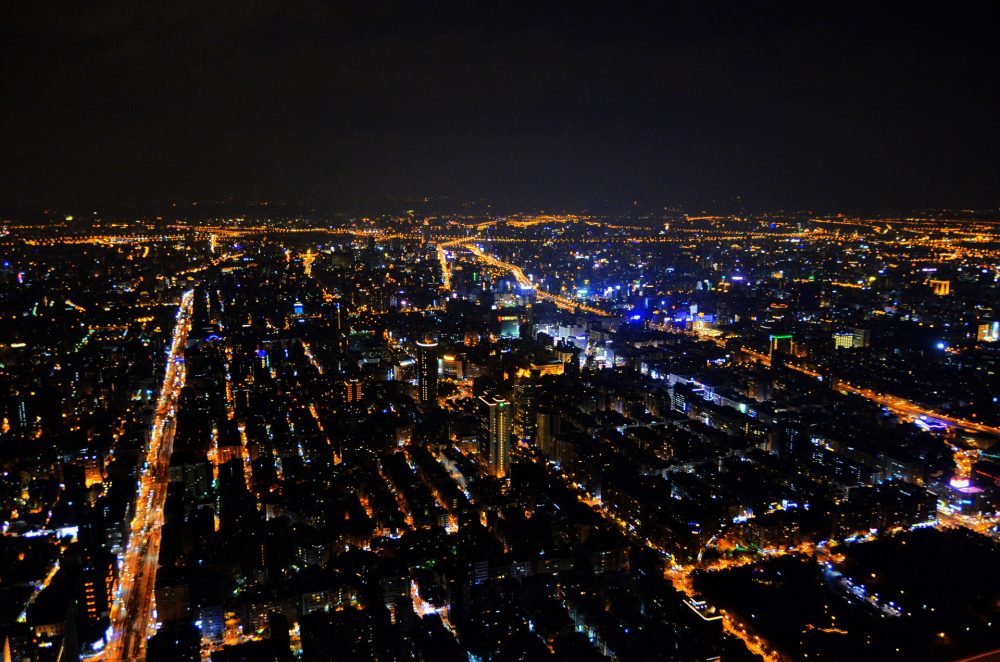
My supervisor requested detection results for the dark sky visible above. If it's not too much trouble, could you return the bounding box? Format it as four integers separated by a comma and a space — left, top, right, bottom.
2, 2, 998, 213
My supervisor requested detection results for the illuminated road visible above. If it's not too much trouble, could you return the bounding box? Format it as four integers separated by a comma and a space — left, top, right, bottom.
106, 289, 195, 661
462, 242, 610, 316
836, 381, 1000, 437
433, 237, 610, 315
734, 347, 1000, 438
532, 448, 787, 661
437, 242, 454, 291
721, 614, 783, 662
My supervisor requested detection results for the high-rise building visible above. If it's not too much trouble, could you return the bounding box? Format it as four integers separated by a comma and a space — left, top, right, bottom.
928, 279, 951, 296
441, 353, 466, 379
977, 321, 999, 343
535, 407, 560, 458
833, 327, 870, 349
79, 547, 114, 628
498, 314, 520, 338
512, 378, 539, 442
344, 378, 362, 403
769, 334, 793, 357
852, 327, 871, 348
479, 394, 511, 479
415, 340, 439, 405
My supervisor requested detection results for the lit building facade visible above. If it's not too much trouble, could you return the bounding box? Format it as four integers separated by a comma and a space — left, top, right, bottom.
479, 394, 512, 479
416, 340, 439, 405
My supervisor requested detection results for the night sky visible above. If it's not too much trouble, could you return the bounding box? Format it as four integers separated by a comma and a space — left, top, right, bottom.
2, 2, 998, 213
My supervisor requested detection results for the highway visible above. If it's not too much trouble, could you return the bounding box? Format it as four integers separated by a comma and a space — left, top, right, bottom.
436, 241, 455, 291
835, 381, 1000, 437
433, 236, 610, 315
106, 289, 195, 661
731, 347, 1000, 439
462, 242, 610, 316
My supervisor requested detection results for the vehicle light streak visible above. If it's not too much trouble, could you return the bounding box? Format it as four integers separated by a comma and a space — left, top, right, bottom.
106, 289, 194, 661
462, 242, 609, 316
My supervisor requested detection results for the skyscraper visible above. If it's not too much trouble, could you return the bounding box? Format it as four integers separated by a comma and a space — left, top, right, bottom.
344, 378, 362, 403
833, 327, 870, 349
929, 279, 951, 296
478, 394, 511, 479
416, 340, 439, 405
512, 377, 539, 442
769, 334, 793, 356
977, 321, 999, 343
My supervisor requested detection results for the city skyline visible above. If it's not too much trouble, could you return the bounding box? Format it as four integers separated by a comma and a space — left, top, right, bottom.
1, 210, 999, 661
